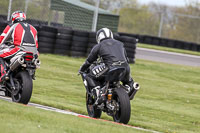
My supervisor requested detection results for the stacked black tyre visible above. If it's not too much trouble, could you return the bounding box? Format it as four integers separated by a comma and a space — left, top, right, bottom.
54, 28, 73, 55
0, 22, 7, 34
71, 30, 89, 57
117, 36, 137, 64
143, 35, 152, 44
38, 26, 57, 53
87, 32, 97, 55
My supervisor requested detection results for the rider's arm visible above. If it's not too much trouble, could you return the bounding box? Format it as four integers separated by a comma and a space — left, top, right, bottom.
124, 48, 129, 62
0, 25, 11, 45
0, 46, 20, 58
30, 25, 38, 49
87, 44, 99, 63
30, 25, 39, 56
35, 33, 39, 56
36, 35, 38, 49
80, 45, 99, 72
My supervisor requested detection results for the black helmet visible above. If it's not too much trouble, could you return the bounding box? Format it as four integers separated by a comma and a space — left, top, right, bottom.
96, 28, 113, 43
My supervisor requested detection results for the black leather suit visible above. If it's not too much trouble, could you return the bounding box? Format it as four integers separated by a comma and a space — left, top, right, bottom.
80, 38, 134, 89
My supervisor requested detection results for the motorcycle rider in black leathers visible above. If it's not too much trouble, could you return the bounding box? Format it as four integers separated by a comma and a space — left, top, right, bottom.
79, 28, 139, 103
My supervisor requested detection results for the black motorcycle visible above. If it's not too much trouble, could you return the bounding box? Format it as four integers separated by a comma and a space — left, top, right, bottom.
0, 49, 40, 104
80, 62, 139, 124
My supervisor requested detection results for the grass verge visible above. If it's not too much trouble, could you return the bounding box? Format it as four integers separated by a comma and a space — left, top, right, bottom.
27, 54, 200, 133
138, 43, 200, 56
0, 100, 145, 133
0, 54, 200, 133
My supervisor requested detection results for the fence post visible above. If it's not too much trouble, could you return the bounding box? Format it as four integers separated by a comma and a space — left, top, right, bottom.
24, 0, 30, 14
7, 0, 13, 21
92, 0, 100, 32
158, 12, 164, 37
48, 1, 52, 26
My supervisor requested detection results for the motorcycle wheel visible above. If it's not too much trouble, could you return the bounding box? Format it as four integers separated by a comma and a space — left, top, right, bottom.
112, 87, 131, 124
86, 92, 102, 118
11, 71, 33, 104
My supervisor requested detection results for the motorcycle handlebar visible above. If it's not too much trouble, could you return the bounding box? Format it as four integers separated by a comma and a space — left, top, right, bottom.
78, 71, 84, 76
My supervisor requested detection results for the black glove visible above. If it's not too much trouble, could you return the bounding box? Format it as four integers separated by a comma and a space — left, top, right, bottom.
79, 60, 90, 73
78, 67, 83, 75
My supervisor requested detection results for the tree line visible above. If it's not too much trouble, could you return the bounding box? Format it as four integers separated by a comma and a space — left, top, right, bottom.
0, 0, 51, 21
82, 0, 200, 44
1, 0, 200, 44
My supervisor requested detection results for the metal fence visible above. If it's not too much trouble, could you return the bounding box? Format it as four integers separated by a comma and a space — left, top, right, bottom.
0, 0, 64, 26
1, 0, 200, 45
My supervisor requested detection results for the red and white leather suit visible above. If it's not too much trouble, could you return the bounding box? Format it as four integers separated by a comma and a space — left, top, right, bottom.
0, 22, 38, 58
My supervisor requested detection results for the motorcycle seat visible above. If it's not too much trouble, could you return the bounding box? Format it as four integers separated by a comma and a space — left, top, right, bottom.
105, 67, 126, 82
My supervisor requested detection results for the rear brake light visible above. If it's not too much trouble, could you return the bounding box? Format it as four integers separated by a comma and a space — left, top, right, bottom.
25, 58, 31, 61
25, 55, 33, 59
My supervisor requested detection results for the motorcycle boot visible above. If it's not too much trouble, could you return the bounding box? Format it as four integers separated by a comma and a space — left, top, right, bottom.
93, 86, 106, 105
97, 87, 106, 104
0, 58, 9, 83
124, 77, 134, 93
123, 77, 140, 100
0, 64, 7, 82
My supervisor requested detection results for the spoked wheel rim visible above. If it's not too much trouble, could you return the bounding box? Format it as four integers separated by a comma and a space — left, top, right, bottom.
112, 94, 121, 122
10, 71, 33, 104
112, 88, 131, 124
12, 78, 23, 102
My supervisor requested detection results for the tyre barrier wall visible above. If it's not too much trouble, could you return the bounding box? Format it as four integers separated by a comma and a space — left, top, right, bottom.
34, 26, 137, 63
1, 15, 200, 53
115, 35, 137, 63
0, 23, 136, 63
0, 21, 7, 33
0, 24, 137, 63
119, 32, 200, 52
71, 30, 89, 57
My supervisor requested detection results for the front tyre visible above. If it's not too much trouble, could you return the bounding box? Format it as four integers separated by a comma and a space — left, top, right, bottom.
112, 87, 131, 124
86, 92, 102, 118
11, 71, 33, 104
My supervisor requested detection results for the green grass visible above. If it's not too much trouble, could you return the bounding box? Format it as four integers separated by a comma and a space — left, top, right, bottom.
138, 43, 200, 56
1, 54, 200, 133
0, 100, 145, 133
29, 54, 200, 133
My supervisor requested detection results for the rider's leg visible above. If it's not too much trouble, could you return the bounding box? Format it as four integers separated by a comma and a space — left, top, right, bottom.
121, 64, 140, 100
122, 65, 134, 91
122, 65, 140, 100
0, 58, 7, 82
85, 75, 104, 104
85, 75, 99, 91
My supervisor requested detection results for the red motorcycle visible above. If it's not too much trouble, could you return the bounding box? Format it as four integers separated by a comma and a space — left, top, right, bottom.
0, 50, 40, 104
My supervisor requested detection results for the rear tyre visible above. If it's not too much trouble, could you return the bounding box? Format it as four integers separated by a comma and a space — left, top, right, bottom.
112, 87, 131, 124
86, 92, 102, 118
11, 71, 33, 104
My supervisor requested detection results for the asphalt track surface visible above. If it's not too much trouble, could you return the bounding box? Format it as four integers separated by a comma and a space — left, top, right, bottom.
0, 95, 162, 133
136, 48, 200, 67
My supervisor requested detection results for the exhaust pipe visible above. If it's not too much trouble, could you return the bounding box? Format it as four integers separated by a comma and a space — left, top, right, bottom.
34, 59, 41, 68
130, 82, 140, 100
10, 57, 24, 71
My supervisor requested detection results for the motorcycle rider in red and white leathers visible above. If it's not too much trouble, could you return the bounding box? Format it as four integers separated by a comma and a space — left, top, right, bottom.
0, 11, 39, 82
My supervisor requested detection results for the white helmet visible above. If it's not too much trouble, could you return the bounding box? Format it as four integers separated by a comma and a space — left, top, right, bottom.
96, 28, 113, 43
